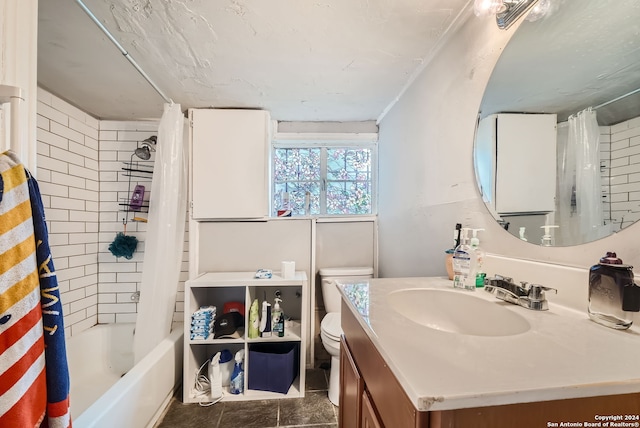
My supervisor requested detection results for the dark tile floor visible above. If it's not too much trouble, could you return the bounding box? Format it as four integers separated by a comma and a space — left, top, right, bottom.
155, 368, 337, 428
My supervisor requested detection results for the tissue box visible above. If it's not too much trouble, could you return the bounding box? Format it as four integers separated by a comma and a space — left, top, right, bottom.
248, 343, 298, 394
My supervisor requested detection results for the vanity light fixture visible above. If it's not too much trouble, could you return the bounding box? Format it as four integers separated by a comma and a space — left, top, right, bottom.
473, 0, 541, 29
525, 0, 551, 22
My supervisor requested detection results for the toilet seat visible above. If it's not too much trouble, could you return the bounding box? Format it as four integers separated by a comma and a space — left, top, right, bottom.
321, 312, 342, 341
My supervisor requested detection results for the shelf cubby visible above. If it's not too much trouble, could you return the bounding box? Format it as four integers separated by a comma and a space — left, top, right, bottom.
183, 271, 308, 403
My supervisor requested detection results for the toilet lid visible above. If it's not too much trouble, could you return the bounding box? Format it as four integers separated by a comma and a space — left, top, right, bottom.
321, 312, 343, 339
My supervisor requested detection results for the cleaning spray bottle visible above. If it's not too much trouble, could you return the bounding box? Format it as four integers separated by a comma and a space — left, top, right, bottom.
469, 228, 485, 288
229, 349, 245, 395
272, 290, 285, 337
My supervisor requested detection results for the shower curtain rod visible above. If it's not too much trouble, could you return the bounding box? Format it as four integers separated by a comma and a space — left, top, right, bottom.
74, 0, 173, 105
593, 87, 640, 110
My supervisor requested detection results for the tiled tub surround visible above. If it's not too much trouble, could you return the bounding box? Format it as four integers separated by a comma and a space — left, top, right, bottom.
36, 88, 188, 337
37, 87, 100, 337
338, 276, 640, 411
602, 116, 640, 229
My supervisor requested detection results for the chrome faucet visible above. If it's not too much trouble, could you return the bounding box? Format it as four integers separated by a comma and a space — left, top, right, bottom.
484, 275, 557, 311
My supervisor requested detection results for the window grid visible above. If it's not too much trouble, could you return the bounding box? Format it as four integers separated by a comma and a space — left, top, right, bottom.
272, 142, 376, 216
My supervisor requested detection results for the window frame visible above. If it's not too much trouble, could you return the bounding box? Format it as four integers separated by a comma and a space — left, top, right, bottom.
271, 133, 378, 217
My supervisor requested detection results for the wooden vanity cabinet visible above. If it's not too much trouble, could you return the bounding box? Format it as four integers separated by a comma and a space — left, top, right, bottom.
339, 335, 363, 427
340, 300, 640, 428
340, 301, 428, 428
361, 391, 383, 428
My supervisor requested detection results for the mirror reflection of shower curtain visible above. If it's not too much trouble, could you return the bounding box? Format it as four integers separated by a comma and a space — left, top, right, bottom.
566, 108, 606, 243
133, 103, 187, 364
555, 121, 578, 245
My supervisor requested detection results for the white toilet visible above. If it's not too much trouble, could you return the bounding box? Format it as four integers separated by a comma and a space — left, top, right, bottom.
319, 267, 374, 406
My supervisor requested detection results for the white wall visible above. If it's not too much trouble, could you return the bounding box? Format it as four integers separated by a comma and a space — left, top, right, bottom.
377, 8, 640, 319
378, 10, 512, 278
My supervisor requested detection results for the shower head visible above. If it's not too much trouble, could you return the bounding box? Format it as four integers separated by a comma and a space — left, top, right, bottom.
134, 136, 157, 160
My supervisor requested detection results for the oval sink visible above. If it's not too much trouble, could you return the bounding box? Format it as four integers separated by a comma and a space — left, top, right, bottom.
387, 288, 530, 337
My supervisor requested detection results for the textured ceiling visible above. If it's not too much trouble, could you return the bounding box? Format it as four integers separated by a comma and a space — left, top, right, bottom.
37, 0, 470, 121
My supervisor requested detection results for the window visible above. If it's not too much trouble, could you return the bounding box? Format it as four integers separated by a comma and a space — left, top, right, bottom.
272, 140, 376, 216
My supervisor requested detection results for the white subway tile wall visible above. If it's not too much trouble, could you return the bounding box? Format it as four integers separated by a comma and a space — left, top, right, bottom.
98, 119, 157, 325
604, 117, 640, 230
600, 126, 611, 224
36, 88, 188, 337
37, 87, 100, 338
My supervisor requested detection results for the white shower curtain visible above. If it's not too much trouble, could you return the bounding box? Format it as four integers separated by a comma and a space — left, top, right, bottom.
555, 121, 577, 246
564, 108, 606, 243
134, 103, 187, 363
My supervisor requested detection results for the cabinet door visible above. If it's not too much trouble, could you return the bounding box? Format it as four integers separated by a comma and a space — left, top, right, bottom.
494, 113, 557, 214
361, 391, 383, 428
190, 109, 270, 219
339, 336, 363, 428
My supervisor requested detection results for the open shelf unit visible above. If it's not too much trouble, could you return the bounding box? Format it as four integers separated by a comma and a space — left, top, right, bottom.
183, 271, 308, 403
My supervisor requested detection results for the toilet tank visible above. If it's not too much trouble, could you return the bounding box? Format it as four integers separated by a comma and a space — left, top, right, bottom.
319, 267, 373, 313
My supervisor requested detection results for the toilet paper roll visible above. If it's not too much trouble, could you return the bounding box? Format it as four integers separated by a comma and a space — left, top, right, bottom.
281, 261, 295, 279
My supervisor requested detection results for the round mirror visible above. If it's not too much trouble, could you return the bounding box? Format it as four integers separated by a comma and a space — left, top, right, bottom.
474, 0, 640, 246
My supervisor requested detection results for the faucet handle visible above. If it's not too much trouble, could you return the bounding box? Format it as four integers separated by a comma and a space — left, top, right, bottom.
528, 284, 557, 300
495, 274, 513, 283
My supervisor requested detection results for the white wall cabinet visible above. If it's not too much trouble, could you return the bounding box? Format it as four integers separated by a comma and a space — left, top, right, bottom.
475, 113, 557, 214
189, 109, 270, 219
183, 271, 308, 403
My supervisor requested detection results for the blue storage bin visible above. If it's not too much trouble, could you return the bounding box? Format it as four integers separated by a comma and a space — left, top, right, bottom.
248, 343, 298, 394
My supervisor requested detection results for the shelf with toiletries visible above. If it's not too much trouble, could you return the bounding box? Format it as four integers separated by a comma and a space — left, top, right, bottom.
183, 271, 308, 403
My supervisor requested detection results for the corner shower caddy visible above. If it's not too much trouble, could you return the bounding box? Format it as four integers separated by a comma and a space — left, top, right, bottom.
118, 157, 153, 224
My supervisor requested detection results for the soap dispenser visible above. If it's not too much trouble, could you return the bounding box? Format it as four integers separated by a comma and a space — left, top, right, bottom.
540, 225, 559, 246
588, 252, 640, 329
469, 228, 485, 288
453, 228, 474, 291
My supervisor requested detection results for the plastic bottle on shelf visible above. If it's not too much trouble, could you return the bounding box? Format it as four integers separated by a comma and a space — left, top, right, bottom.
259, 298, 272, 338
272, 291, 285, 337
248, 299, 260, 339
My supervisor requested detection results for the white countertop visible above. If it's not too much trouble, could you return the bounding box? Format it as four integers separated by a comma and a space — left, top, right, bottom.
338, 277, 640, 411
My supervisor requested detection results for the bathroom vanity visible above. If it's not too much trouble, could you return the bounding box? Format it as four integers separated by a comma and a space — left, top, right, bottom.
338, 277, 640, 428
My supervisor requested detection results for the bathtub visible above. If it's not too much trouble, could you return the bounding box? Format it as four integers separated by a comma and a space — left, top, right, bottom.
66, 323, 183, 428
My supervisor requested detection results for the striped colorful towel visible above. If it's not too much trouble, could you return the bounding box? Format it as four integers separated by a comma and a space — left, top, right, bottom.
0, 151, 71, 428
